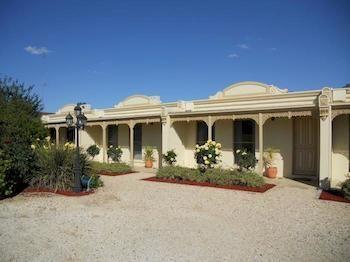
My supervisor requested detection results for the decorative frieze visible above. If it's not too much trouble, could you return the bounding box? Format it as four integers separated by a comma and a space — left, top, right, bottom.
332, 108, 350, 120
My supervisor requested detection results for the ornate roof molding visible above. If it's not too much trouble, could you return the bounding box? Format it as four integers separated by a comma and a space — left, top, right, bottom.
209, 81, 288, 99
115, 95, 161, 108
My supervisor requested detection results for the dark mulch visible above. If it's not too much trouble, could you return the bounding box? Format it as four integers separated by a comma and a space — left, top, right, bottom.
99, 171, 136, 176
23, 188, 94, 197
319, 190, 350, 204
142, 177, 275, 193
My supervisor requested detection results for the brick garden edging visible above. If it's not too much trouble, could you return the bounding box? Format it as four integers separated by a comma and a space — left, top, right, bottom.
319, 190, 350, 204
142, 177, 275, 193
23, 188, 94, 197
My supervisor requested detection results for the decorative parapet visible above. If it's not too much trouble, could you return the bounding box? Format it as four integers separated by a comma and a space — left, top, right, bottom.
114, 95, 161, 108
209, 81, 288, 99
318, 87, 332, 121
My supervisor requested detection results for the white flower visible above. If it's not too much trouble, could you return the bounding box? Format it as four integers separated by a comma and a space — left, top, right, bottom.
215, 148, 220, 154
205, 160, 209, 165
205, 146, 209, 150
195, 144, 199, 148
236, 149, 241, 153
43, 145, 48, 150
242, 152, 247, 155
170, 158, 174, 161
165, 152, 168, 156
196, 149, 200, 153
36, 138, 40, 141
212, 141, 216, 145
215, 156, 219, 160
30, 144, 36, 150
216, 143, 221, 148
207, 139, 212, 143
203, 156, 207, 160
45, 136, 50, 141
109, 145, 113, 148
210, 164, 214, 168
208, 154, 212, 158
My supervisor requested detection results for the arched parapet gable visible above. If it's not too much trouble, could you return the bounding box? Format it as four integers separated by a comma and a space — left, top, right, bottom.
115, 95, 161, 108
209, 81, 288, 99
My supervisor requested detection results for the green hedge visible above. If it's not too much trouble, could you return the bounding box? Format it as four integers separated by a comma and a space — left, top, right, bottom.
156, 166, 265, 187
91, 162, 132, 175
342, 179, 350, 200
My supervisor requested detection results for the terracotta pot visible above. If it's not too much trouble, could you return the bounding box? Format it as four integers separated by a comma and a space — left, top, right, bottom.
145, 159, 153, 168
265, 167, 277, 178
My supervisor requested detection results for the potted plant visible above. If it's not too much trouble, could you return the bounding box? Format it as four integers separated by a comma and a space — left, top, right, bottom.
263, 147, 280, 178
144, 147, 155, 168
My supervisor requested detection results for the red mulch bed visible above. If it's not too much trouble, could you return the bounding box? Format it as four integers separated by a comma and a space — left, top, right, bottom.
23, 188, 94, 197
99, 171, 136, 176
319, 190, 350, 204
142, 177, 275, 193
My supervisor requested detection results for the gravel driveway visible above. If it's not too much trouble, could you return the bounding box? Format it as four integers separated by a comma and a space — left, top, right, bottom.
1, 172, 349, 262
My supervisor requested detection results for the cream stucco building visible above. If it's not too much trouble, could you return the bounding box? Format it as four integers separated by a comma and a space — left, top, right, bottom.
42, 81, 350, 188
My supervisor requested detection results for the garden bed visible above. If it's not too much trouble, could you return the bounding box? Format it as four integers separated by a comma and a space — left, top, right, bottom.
319, 190, 350, 204
23, 188, 94, 197
142, 177, 275, 193
99, 171, 136, 176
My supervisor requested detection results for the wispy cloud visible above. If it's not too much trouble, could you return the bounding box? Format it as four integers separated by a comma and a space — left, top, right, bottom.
268, 47, 277, 51
228, 53, 239, 59
237, 44, 249, 49
24, 46, 51, 55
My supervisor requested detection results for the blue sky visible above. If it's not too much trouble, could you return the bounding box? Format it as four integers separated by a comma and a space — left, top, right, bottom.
0, 0, 349, 112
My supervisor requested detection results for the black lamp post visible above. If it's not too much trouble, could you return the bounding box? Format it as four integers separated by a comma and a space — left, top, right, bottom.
65, 103, 87, 192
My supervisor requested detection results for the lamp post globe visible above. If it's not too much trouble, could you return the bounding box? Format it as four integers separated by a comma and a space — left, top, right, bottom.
74, 104, 82, 116
65, 113, 73, 127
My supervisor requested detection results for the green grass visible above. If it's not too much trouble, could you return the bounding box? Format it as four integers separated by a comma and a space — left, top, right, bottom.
156, 166, 265, 187
91, 161, 132, 175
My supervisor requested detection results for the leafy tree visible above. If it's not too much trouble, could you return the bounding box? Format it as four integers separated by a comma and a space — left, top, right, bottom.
0, 77, 46, 196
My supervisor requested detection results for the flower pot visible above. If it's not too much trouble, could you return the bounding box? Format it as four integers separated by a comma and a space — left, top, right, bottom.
265, 167, 277, 178
145, 159, 153, 168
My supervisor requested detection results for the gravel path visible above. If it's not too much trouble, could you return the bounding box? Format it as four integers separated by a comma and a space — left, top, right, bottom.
0, 172, 350, 262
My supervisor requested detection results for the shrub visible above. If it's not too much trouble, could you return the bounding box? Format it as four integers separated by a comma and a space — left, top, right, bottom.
194, 140, 221, 171
341, 178, 350, 200
25, 144, 92, 191
162, 149, 177, 166
0, 150, 12, 196
82, 174, 104, 189
91, 161, 132, 174
144, 146, 155, 161
0, 77, 46, 197
235, 149, 257, 171
87, 144, 100, 160
156, 166, 265, 187
107, 146, 123, 162
156, 166, 201, 181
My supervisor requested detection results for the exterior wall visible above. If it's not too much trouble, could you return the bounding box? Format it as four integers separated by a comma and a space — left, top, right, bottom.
332, 115, 349, 187
81, 126, 103, 162
264, 118, 293, 178
140, 123, 162, 168
215, 120, 233, 168
169, 122, 186, 166
118, 125, 130, 164
58, 127, 67, 145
